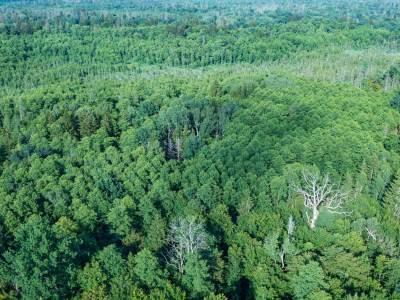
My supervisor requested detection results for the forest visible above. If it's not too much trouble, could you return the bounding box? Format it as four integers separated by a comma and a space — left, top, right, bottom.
0, 0, 399, 299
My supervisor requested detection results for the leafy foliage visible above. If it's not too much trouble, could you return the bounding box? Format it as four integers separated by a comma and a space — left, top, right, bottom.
0, 0, 399, 299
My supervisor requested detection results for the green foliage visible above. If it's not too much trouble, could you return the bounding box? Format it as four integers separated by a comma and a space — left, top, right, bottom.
133, 249, 166, 289
290, 261, 328, 300
2, 215, 78, 299
390, 91, 400, 112
181, 254, 213, 299
0, 1, 399, 299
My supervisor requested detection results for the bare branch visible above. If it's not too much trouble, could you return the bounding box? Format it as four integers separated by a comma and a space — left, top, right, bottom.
295, 170, 348, 229
166, 216, 207, 273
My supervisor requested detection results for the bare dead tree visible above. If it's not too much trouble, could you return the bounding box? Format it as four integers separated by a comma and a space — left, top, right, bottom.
364, 219, 397, 256
266, 216, 296, 270
166, 216, 207, 274
295, 171, 347, 229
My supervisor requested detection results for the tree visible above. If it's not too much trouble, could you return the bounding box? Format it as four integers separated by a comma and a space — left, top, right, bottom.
320, 246, 375, 296
181, 253, 212, 299
290, 261, 329, 300
158, 101, 189, 160
133, 249, 166, 290
264, 215, 296, 270
78, 245, 126, 299
106, 196, 136, 241
2, 215, 78, 299
295, 171, 347, 229
76, 107, 98, 138
166, 216, 207, 274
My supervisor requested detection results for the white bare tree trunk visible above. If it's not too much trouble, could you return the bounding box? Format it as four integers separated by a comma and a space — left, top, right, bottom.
279, 248, 285, 269
309, 207, 319, 230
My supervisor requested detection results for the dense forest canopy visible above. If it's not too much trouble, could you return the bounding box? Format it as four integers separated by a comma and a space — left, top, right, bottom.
0, 0, 399, 299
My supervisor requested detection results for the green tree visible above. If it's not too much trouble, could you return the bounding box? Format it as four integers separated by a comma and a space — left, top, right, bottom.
2, 215, 78, 299
181, 254, 213, 299
290, 261, 329, 300
133, 249, 166, 290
